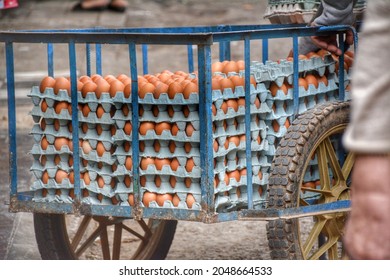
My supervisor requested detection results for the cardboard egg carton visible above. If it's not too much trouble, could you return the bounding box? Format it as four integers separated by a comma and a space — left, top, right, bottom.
136, 189, 202, 210
213, 151, 268, 174
31, 143, 73, 156
212, 116, 266, 139
137, 139, 200, 159
138, 173, 201, 194
32, 188, 74, 204
79, 147, 116, 165
28, 86, 71, 107
78, 92, 113, 112
139, 158, 201, 178
139, 125, 200, 143
30, 123, 72, 143
139, 92, 199, 105
30, 104, 72, 123
139, 105, 199, 123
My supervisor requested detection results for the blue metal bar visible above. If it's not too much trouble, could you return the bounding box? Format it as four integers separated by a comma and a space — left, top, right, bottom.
262, 38, 269, 63
68, 42, 81, 202
292, 35, 299, 117
219, 41, 231, 61
198, 44, 214, 212
244, 37, 253, 209
47, 43, 54, 77
5, 42, 17, 197
187, 44, 194, 73
142, 44, 148, 75
86, 43, 91, 76
129, 43, 140, 210
95, 43, 102, 75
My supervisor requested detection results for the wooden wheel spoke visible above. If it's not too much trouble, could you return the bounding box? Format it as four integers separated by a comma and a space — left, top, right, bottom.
309, 236, 338, 260
122, 224, 149, 242
303, 218, 327, 258
100, 226, 111, 260
138, 219, 153, 237
316, 142, 331, 191
70, 215, 92, 251
324, 138, 344, 183
112, 223, 122, 260
342, 152, 355, 180
75, 225, 104, 258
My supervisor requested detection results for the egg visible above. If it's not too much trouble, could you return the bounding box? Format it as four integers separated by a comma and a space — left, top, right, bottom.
269, 82, 288, 96
125, 156, 133, 171
182, 82, 198, 99
305, 74, 319, 88
108, 79, 124, 98
212, 77, 222, 91
184, 142, 192, 153
55, 101, 70, 115
124, 175, 132, 187
155, 158, 171, 171
172, 194, 181, 207
40, 136, 50, 150
54, 137, 69, 151
152, 82, 168, 99
155, 122, 171, 135
79, 75, 91, 84
124, 121, 132, 135
185, 158, 195, 172
55, 169, 68, 184
318, 75, 328, 86
222, 61, 239, 74
138, 82, 156, 99
81, 104, 91, 117
139, 122, 155, 135
228, 135, 240, 147
41, 171, 49, 184
54, 77, 71, 95
140, 157, 155, 170
96, 105, 105, 118
186, 193, 196, 208
272, 120, 280, 132
219, 77, 235, 92
156, 193, 173, 207
228, 170, 241, 183
229, 75, 244, 88
142, 192, 157, 207
299, 77, 308, 91
127, 193, 135, 206
96, 142, 107, 157
170, 158, 180, 171
236, 60, 245, 71
184, 177, 192, 188
167, 81, 183, 99
212, 61, 223, 73
95, 78, 110, 98
185, 123, 195, 137
40, 76, 56, 93
226, 99, 238, 112
40, 99, 49, 112
96, 176, 105, 188
285, 118, 291, 129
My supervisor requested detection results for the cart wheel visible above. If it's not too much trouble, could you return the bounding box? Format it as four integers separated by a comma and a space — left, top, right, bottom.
266, 101, 353, 260
34, 213, 177, 260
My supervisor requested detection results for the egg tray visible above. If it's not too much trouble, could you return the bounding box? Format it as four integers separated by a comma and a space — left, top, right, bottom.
135, 140, 200, 159
30, 161, 74, 180
28, 86, 71, 107
81, 179, 116, 198
138, 128, 200, 143
31, 143, 73, 157
30, 105, 72, 124
137, 175, 201, 195
212, 117, 267, 140
214, 171, 270, 194
139, 162, 201, 179
30, 123, 72, 144
214, 153, 270, 175
79, 148, 116, 165
213, 136, 269, 160
78, 92, 114, 112
31, 176, 74, 191
138, 92, 200, 105
212, 100, 271, 123
214, 184, 267, 212
138, 104, 199, 123
32, 188, 74, 204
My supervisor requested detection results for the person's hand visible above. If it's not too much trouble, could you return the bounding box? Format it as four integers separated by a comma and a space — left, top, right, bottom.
343, 155, 390, 259
310, 29, 354, 56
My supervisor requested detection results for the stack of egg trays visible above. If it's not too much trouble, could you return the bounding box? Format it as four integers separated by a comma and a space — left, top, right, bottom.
125, 91, 202, 210
28, 86, 75, 203
111, 93, 134, 205
78, 92, 117, 205
264, 0, 320, 24
211, 74, 272, 212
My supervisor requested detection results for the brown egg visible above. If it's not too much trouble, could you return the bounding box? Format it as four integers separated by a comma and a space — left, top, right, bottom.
125, 156, 133, 171
124, 175, 132, 187
228, 170, 241, 182
95, 78, 110, 98
170, 158, 180, 171
186, 193, 196, 208
140, 157, 155, 170
222, 61, 239, 74
79, 75, 91, 84
41, 171, 49, 184
299, 77, 308, 91
212, 77, 222, 91
182, 82, 198, 99
55, 101, 70, 115
91, 74, 102, 82
81, 104, 91, 117
272, 120, 280, 132
82, 172, 91, 185
54, 77, 71, 95
185, 123, 195, 137
269, 82, 288, 96
154, 82, 169, 99
167, 81, 183, 99
81, 141, 91, 155
153, 140, 161, 152
154, 122, 171, 136
55, 169, 68, 184
40, 136, 50, 150
226, 99, 238, 112
184, 142, 192, 153
229, 75, 244, 88
123, 83, 131, 98
153, 175, 162, 188
142, 192, 157, 207
40, 99, 49, 113
285, 118, 291, 129
124, 121, 132, 135
185, 158, 195, 172
156, 193, 173, 207
318, 75, 328, 86
228, 135, 240, 147
139, 122, 155, 135
172, 194, 180, 207
96, 105, 105, 118
96, 176, 105, 188
138, 82, 156, 99
184, 177, 192, 188
108, 79, 124, 97
96, 142, 107, 157
54, 137, 69, 151
154, 158, 171, 171
169, 176, 177, 188
212, 61, 223, 73
40, 76, 56, 93
171, 123, 180, 136
237, 60, 245, 71
157, 72, 171, 83
305, 74, 319, 89
219, 77, 235, 92
128, 193, 135, 206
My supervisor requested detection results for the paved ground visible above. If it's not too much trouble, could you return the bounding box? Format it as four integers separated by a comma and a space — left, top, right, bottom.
0, 0, 286, 260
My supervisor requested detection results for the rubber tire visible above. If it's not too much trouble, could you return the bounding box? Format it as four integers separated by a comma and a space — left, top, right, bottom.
266, 101, 350, 260
34, 213, 178, 260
